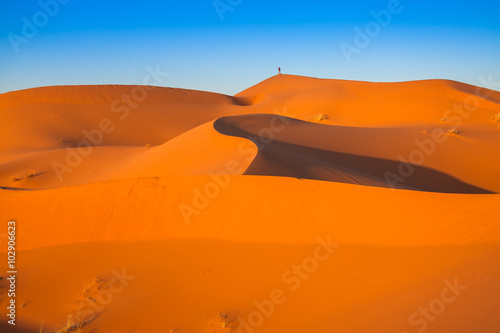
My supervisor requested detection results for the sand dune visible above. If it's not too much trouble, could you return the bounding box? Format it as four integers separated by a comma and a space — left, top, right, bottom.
214, 114, 494, 193
2, 176, 500, 251
0, 85, 248, 154
2, 240, 499, 333
1, 75, 500, 332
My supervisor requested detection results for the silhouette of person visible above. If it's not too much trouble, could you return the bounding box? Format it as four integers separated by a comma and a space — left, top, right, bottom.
278, 67, 281, 74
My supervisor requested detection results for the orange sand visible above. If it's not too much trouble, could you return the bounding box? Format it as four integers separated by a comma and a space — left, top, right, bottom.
1, 75, 500, 332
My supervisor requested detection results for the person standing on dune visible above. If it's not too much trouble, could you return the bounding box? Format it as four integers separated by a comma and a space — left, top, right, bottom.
278, 67, 281, 74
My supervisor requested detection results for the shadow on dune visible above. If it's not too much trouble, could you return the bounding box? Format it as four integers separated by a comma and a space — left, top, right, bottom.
0, 187, 37, 191
214, 116, 494, 194
0, 323, 35, 333
231, 95, 258, 106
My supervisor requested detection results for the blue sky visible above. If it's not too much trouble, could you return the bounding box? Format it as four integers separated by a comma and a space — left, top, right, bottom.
1, 0, 499, 95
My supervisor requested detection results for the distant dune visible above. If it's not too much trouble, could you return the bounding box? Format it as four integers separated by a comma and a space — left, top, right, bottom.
1, 75, 500, 332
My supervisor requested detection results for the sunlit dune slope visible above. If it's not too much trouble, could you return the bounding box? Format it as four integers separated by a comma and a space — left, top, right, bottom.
2, 240, 500, 333
0, 120, 256, 189
1, 176, 499, 251
237, 75, 500, 127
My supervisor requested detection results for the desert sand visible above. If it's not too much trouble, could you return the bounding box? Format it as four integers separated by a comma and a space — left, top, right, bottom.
1, 74, 500, 332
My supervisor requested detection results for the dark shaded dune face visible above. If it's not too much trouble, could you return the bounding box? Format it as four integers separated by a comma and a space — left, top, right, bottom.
0, 322, 33, 333
231, 95, 258, 106
244, 140, 493, 194
214, 115, 494, 194
444, 80, 500, 105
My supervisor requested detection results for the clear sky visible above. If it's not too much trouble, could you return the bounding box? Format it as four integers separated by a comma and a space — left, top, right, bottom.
1, 0, 500, 95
